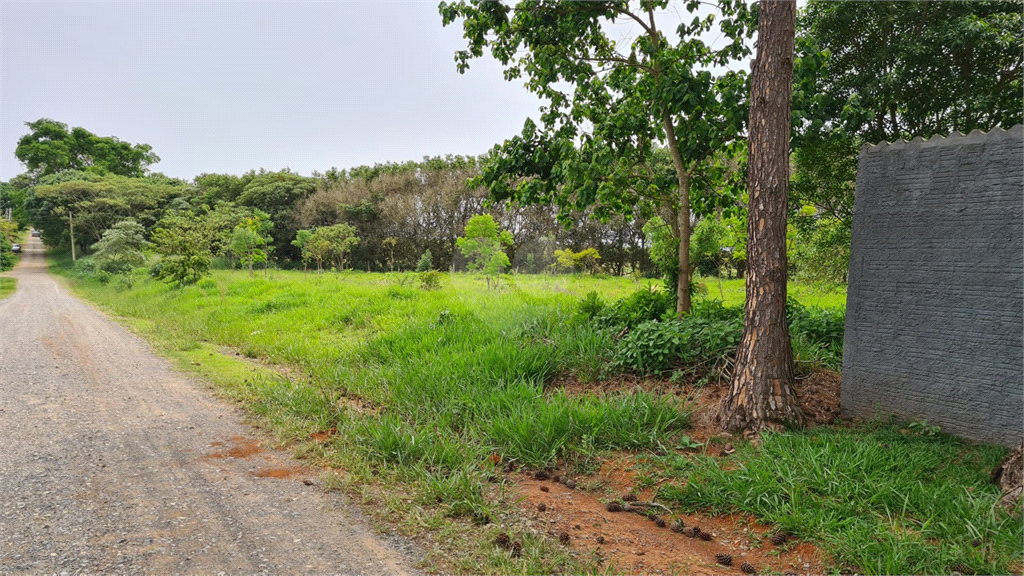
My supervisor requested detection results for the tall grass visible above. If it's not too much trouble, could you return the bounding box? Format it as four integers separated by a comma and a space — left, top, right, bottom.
660, 423, 1022, 575
0, 277, 16, 299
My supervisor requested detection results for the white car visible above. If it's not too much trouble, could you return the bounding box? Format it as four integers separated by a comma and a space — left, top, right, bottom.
11, 243, 21, 253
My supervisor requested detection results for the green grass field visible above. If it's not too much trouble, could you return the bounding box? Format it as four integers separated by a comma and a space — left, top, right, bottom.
52, 257, 1019, 575
0, 277, 16, 299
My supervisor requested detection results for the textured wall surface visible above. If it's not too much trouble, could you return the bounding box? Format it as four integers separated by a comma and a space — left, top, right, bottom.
842, 126, 1024, 447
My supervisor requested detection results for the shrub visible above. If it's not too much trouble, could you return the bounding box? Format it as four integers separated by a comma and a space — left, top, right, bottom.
95, 270, 112, 285
599, 287, 675, 328
92, 218, 148, 274
419, 270, 442, 290
575, 291, 606, 320
612, 314, 742, 375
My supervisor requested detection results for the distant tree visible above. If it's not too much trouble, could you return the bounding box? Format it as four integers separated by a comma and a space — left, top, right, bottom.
0, 181, 31, 229
553, 247, 601, 275
415, 248, 434, 272
301, 224, 360, 272
91, 218, 149, 273
456, 214, 512, 288
15, 118, 159, 179
290, 229, 315, 272
236, 169, 316, 260
228, 215, 273, 277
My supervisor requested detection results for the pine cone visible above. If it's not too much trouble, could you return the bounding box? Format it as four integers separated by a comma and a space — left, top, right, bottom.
683, 526, 700, 538
539, 485, 549, 492
715, 552, 733, 566
494, 532, 511, 549
699, 530, 713, 541
741, 561, 757, 574
558, 530, 570, 545
622, 493, 638, 502
670, 520, 685, 533
606, 501, 623, 512
653, 516, 667, 528
596, 535, 605, 544
564, 478, 576, 489
534, 470, 550, 480
769, 531, 788, 545
537, 502, 547, 512
510, 541, 523, 557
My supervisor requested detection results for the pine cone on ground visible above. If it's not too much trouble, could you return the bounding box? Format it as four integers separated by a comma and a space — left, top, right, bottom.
558, 530, 570, 545
606, 501, 623, 512
510, 541, 523, 557
670, 520, 685, 533
539, 485, 549, 492
622, 493, 638, 502
769, 531, 788, 545
682, 526, 700, 538
699, 530, 713, 541
741, 561, 757, 574
537, 502, 546, 512
534, 470, 550, 480
653, 516, 666, 528
714, 552, 733, 566
494, 532, 511, 549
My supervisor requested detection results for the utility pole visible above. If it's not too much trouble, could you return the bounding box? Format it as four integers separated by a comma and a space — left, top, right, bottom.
69, 211, 76, 262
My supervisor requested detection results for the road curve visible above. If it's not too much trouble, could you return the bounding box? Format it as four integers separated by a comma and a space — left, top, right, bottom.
0, 236, 417, 574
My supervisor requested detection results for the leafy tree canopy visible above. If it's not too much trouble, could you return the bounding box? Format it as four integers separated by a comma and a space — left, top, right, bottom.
91, 218, 149, 273
15, 118, 160, 180
441, 0, 756, 312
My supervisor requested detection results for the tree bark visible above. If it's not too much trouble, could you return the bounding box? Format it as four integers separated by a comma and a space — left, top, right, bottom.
720, 0, 804, 432
662, 113, 692, 316
992, 442, 1023, 514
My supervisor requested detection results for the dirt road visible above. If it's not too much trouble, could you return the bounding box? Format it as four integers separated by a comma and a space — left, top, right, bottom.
0, 236, 418, 574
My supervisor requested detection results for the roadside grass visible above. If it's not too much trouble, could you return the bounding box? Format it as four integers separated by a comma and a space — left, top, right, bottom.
657, 422, 1022, 575
0, 277, 16, 299
50, 252, 1019, 575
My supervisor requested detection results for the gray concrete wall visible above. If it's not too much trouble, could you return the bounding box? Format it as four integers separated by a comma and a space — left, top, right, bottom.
842, 125, 1024, 447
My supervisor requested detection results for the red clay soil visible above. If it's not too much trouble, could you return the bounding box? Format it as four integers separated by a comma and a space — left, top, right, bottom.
508, 460, 826, 575
201, 436, 264, 459
525, 369, 844, 574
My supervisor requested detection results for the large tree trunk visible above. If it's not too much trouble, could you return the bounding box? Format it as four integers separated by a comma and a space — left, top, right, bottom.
662, 113, 692, 316
720, 0, 804, 432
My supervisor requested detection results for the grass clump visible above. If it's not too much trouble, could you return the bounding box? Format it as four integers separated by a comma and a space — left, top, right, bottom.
0, 277, 16, 299
659, 422, 1023, 575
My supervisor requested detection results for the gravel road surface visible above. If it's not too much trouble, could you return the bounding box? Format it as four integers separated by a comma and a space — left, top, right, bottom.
0, 236, 418, 575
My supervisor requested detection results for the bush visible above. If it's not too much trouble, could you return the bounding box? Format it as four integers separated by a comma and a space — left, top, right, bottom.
599, 287, 675, 328
73, 256, 97, 277
612, 314, 742, 375
419, 270, 442, 290
95, 270, 112, 285
575, 291, 606, 320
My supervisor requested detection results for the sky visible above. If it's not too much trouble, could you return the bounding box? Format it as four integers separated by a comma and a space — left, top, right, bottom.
1, 1, 754, 182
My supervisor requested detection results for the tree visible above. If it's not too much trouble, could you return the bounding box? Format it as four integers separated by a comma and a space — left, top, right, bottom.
309, 224, 360, 271
91, 219, 149, 273
456, 214, 512, 288
440, 0, 754, 315
228, 216, 273, 277
553, 247, 601, 275
291, 229, 315, 272
15, 119, 159, 179
152, 217, 213, 286
720, 0, 804, 432
416, 248, 434, 272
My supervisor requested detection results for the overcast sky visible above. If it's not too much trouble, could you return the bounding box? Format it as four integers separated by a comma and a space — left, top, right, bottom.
1, 1, 753, 182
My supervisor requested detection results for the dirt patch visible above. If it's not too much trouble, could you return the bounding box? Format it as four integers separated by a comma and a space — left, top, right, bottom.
250, 466, 303, 479
202, 436, 264, 459
507, 461, 828, 575
310, 427, 338, 443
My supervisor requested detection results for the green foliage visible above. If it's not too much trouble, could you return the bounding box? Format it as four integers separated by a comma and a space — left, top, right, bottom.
642, 216, 679, 293
612, 313, 743, 375
790, 215, 851, 289
416, 248, 434, 272
456, 214, 512, 286
419, 270, 442, 290
552, 247, 601, 275
599, 287, 675, 328
0, 220, 18, 271
574, 291, 605, 320
91, 218, 149, 274
690, 217, 730, 277
661, 424, 1021, 575
0, 181, 31, 229
152, 219, 212, 286
15, 118, 160, 179
227, 215, 273, 276
441, 1, 755, 310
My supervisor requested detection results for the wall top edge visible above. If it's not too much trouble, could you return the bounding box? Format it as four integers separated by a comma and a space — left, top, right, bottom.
860, 124, 1024, 154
